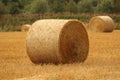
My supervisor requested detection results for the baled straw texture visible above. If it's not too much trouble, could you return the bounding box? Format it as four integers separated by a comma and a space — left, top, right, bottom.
21, 24, 31, 32
83, 23, 88, 30
26, 19, 89, 64
88, 16, 115, 32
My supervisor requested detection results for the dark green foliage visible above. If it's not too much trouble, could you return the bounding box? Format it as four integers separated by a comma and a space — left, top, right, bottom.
78, 0, 94, 13
0, 13, 120, 31
0, 1, 8, 14
50, 0, 67, 13
113, 0, 120, 13
74, 0, 81, 3
1, 0, 9, 5
0, 0, 120, 14
92, 0, 100, 7
95, 0, 114, 13
66, 0, 78, 13
7, 2, 20, 14
29, 0, 49, 14
0, 0, 120, 32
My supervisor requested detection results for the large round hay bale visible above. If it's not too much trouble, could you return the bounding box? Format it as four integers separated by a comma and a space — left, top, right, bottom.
83, 23, 89, 31
88, 16, 115, 32
21, 24, 31, 32
26, 19, 89, 64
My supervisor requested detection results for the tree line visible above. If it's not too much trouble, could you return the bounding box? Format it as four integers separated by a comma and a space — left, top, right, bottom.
0, 0, 120, 15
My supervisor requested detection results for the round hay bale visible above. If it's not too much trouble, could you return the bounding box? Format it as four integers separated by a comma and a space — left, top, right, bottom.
88, 16, 115, 32
21, 24, 31, 32
26, 19, 89, 64
83, 23, 88, 30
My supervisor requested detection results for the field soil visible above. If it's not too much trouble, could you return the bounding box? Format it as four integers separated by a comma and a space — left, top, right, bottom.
0, 31, 120, 80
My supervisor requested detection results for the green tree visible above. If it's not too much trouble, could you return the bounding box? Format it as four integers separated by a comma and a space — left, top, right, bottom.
95, 0, 114, 13
0, 1, 8, 14
1, 0, 9, 5
18, 0, 30, 9
66, 0, 78, 13
30, 0, 49, 14
66, 0, 81, 3
113, 0, 120, 13
74, 0, 81, 3
19, 0, 32, 13
7, 2, 20, 14
92, 0, 100, 7
0, 0, 33, 14
78, 0, 94, 13
50, 0, 66, 13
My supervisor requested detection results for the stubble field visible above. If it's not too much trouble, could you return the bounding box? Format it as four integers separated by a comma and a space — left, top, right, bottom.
0, 30, 120, 80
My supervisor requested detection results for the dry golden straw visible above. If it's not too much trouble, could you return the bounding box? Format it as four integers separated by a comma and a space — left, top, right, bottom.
26, 19, 89, 64
83, 23, 88, 30
88, 16, 115, 32
21, 24, 31, 32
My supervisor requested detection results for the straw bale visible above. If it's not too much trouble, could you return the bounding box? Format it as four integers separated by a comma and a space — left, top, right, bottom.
21, 24, 31, 32
88, 16, 115, 32
26, 19, 89, 64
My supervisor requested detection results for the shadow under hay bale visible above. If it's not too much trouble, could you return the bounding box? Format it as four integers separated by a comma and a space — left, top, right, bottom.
26, 19, 89, 64
88, 16, 115, 32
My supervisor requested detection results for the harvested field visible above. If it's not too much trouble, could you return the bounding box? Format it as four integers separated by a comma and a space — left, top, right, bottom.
0, 31, 120, 80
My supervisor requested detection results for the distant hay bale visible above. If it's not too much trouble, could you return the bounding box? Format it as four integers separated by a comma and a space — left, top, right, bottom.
21, 24, 31, 32
88, 16, 115, 32
26, 19, 89, 64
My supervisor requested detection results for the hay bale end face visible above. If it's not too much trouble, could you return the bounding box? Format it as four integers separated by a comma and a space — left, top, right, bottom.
26, 19, 89, 64
88, 16, 115, 32
21, 24, 31, 32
